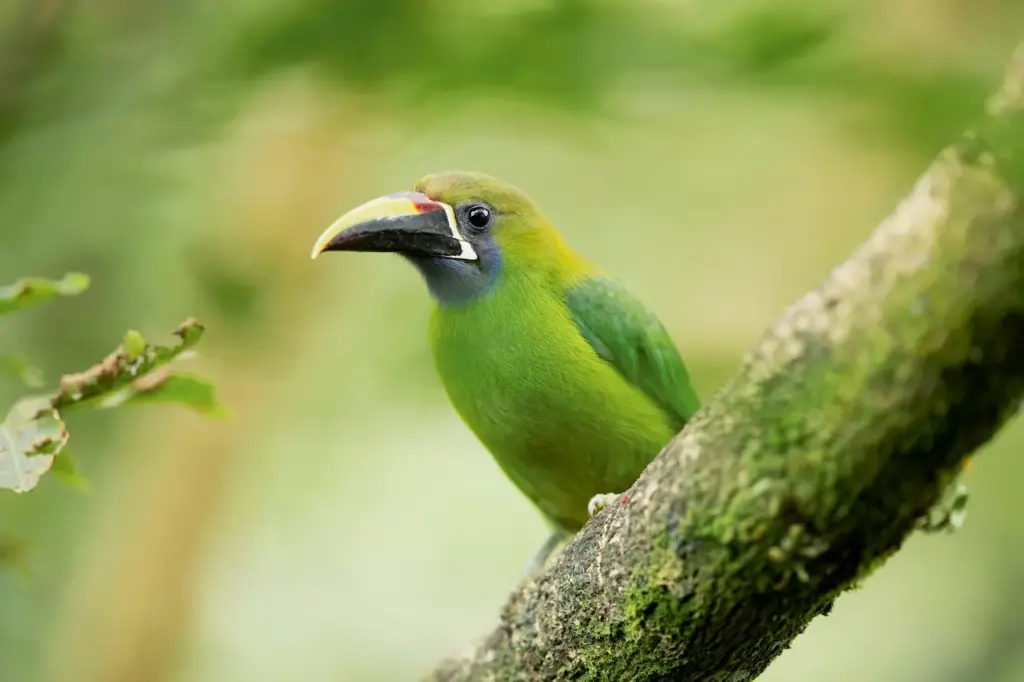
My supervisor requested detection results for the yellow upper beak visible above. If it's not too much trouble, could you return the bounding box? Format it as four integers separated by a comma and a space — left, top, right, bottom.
310, 192, 477, 261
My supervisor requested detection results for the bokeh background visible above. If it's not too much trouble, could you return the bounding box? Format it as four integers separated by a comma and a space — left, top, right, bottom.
1, 1, 1023, 681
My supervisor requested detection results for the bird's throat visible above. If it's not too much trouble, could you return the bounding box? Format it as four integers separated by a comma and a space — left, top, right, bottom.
407, 247, 502, 307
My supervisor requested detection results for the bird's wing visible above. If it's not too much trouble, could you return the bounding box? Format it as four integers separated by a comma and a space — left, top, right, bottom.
566, 276, 700, 427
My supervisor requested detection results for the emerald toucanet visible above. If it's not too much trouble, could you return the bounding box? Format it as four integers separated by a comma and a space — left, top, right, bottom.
311, 172, 700, 551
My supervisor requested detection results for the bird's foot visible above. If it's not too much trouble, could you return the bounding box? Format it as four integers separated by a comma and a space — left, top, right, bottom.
587, 492, 623, 519
916, 481, 969, 534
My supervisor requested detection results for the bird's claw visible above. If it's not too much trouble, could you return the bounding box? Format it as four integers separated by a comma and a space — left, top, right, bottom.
916, 481, 969, 534
588, 492, 621, 519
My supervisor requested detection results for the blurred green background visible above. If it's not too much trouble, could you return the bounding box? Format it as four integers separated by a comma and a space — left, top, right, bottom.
1, 0, 1023, 681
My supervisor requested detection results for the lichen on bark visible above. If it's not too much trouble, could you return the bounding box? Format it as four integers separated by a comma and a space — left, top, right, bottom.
429, 44, 1024, 682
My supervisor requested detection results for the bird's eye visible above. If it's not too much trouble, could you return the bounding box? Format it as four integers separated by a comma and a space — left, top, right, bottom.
466, 204, 493, 230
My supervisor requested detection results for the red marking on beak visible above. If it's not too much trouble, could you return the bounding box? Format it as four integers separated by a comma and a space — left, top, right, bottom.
393, 191, 448, 215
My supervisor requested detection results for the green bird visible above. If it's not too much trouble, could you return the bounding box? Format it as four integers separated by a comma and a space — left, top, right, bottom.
311, 172, 700, 566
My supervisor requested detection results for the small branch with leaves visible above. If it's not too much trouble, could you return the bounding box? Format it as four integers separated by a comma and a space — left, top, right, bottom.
0, 273, 222, 498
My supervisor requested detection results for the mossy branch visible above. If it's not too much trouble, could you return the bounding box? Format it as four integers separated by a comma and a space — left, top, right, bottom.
428, 43, 1024, 682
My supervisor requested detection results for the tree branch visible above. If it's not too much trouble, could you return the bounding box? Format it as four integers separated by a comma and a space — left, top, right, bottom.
428, 43, 1024, 682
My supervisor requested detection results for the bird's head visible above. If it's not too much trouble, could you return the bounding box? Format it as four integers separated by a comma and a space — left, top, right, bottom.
311, 171, 571, 305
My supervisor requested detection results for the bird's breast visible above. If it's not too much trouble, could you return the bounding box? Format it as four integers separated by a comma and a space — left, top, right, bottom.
429, 280, 602, 442
428, 277, 675, 529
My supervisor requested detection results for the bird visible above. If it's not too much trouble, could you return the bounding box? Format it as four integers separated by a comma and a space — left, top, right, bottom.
311, 171, 700, 569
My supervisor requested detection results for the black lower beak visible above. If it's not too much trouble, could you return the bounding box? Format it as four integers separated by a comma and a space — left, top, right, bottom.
324, 212, 466, 258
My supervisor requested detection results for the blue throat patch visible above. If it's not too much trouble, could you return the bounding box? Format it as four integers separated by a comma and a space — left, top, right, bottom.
407, 236, 503, 307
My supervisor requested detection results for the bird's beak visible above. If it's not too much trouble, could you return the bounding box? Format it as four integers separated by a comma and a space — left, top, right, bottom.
310, 191, 478, 261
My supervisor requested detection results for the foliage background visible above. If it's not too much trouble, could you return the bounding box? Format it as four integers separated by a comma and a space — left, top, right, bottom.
1, 1, 1023, 681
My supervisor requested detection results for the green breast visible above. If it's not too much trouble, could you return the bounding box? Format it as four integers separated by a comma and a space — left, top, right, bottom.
429, 271, 678, 531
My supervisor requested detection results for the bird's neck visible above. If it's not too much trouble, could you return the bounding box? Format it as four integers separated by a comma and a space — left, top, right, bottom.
408, 224, 592, 307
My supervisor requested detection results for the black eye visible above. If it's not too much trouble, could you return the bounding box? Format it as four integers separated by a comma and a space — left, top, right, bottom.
466, 204, 493, 230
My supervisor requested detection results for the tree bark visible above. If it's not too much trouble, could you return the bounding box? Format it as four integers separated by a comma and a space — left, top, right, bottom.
428, 43, 1024, 682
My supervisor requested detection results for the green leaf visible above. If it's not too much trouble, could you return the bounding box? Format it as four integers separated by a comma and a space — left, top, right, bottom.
0, 398, 68, 493
122, 330, 146, 360
51, 318, 206, 412
0, 355, 44, 388
49, 448, 90, 492
123, 372, 228, 417
0, 273, 90, 316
